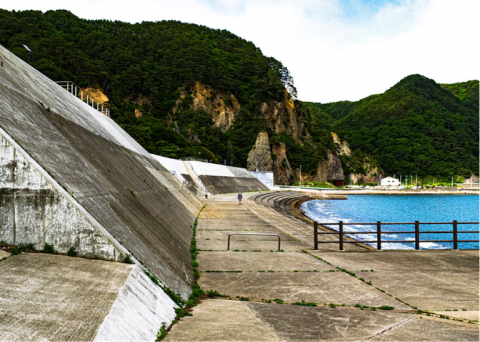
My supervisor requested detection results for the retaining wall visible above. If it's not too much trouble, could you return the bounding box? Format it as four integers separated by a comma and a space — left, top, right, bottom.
0, 45, 199, 298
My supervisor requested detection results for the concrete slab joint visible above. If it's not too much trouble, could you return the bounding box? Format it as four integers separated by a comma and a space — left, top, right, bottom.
0, 128, 128, 261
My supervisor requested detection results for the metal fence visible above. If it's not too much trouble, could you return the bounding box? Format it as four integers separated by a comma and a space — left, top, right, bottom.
313, 221, 479, 250
55, 81, 110, 117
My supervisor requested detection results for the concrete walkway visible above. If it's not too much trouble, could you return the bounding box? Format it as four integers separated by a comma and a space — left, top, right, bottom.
166, 193, 479, 341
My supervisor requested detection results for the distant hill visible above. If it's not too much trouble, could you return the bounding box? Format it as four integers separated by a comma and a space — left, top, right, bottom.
0, 9, 336, 180
328, 75, 479, 178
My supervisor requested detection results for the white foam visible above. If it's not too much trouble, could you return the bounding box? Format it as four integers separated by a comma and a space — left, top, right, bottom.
300, 201, 445, 250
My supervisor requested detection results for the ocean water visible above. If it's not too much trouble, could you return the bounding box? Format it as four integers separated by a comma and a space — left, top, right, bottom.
301, 195, 479, 249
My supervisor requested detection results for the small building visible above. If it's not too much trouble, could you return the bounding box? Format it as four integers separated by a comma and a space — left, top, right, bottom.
381, 177, 400, 187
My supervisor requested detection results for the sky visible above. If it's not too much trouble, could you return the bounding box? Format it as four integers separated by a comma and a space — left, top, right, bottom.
2, 0, 478, 103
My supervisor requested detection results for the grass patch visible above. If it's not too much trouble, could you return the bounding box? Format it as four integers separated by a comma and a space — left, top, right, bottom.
123, 254, 134, 264
378, 305, 395, 310
67, 246, 77, 257
41, 243, 57, 254
293, 300, 317, 307
206, 290, 228, 298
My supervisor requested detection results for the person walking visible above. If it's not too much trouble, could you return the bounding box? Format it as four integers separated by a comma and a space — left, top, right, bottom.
205, 190, 208, 199
238, 191, 243, 205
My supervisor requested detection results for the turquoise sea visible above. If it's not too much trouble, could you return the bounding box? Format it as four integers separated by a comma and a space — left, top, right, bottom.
300, 195, 479, 249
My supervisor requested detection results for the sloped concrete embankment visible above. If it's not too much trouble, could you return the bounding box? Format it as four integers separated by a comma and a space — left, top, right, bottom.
188, 161, 269, 194
0, 254, 176, 341
0, 44, 201, 299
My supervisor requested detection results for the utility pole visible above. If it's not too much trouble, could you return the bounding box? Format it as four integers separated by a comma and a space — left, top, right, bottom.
300, 165, 302, 187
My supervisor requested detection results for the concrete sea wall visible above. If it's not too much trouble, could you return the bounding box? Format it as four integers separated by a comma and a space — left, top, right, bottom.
0, 130, 125, 260
0, 45, 200, 298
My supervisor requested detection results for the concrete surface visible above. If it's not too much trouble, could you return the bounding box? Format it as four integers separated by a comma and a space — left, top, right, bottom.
0, 250, 10, 259
198, 240, 309, 251
165, 300, 282, 342
200, 175, 269, 194
199, 272, 404, 306
0, 254, 177, 342
165, 194, 479, 341
197, 252, 335, 272
0, 254, 132, 341
0, 133, 122, 260
0, 45, 201, 297
311, 250, 479, 311
94, 266, 177, 342
246, 301, 414, 341
369, 316, 479, 341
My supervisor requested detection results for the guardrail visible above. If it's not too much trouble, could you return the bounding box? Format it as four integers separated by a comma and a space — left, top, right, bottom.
313, 221, 479, 250
228, 233, 281, 251
55, 81, 110, 117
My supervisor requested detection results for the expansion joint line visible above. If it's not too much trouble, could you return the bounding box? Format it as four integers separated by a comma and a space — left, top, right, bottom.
363, 315, 417, 341
302, 250, 415, 310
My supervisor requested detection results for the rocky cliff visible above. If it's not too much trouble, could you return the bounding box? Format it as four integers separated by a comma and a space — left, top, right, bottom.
247, 130, 384, 186
348, 161, 383, 185
247, 132, 292, 185
247, 132, 273, 171
79, 86, 109, 104
315, 149, 345, 182
173, 81, 241, 132
332, 132, 351, 156
260, 90, 304, 142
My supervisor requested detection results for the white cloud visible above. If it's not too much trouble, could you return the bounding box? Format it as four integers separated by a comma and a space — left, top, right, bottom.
2, 0, 478, 102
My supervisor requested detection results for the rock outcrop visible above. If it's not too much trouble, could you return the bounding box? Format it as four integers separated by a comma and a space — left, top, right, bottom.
260, 90, 303, 142
331, 132, 351, 156
348, 160, 383, 184
314, 150, 345, 182
247, 132, 292, 185
79, 86, 109, 104
247, 132, 273, 171
272, 142, 292, 185
173, 81, 241, 132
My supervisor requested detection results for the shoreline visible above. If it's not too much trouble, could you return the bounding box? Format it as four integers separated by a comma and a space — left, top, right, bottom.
279, 187, 479, 196
297, 194, 479, 251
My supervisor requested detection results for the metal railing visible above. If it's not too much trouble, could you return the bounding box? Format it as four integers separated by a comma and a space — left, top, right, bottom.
228, 233, 281, 251
313, 221, 479, 250
55, 81, 110, 117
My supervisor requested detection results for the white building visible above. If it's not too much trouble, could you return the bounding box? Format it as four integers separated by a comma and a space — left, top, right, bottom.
381, 176, 401, 187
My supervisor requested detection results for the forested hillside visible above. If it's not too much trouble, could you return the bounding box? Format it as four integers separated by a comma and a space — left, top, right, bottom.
0, 9, 336, 177
1, 9, 477, 182
306, 75, 479, 179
